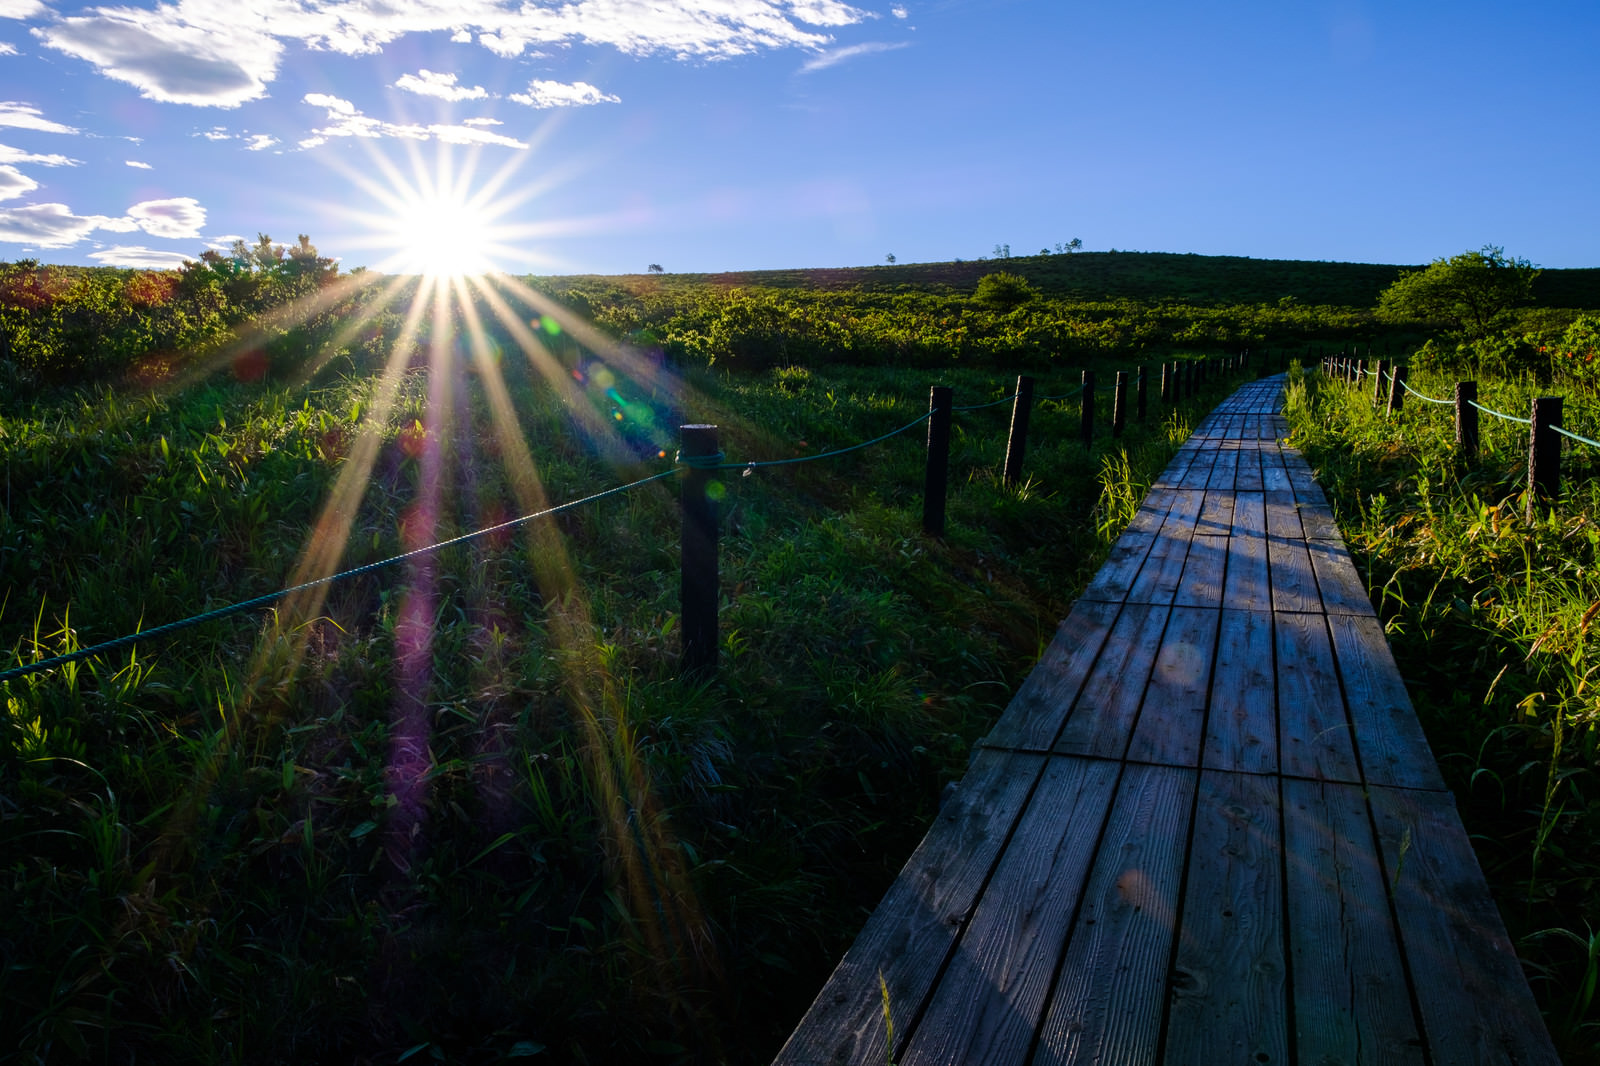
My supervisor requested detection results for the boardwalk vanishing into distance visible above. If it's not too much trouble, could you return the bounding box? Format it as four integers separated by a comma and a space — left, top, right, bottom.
775, 374, 1559, 1066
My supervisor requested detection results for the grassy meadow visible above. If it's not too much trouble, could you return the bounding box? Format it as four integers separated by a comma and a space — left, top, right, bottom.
2, 248, 1597, 1061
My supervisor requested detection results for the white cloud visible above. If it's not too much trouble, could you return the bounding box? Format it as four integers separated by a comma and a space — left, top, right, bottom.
0, 202, 122, 246
788, 0, 865, 26
244, 133, 277, 150
799, 39, 908, 71
201, 126, 232, 140
0, 42, 17, 55
126, 196, 206, 239
0, 162, 38, 200
0, 0, 47, 19
0, 142, 78, 166
302, 93, 528, 148
509, 79, 619, 109
0, 101, 78, 134
88, 245, 197, 268
450, 28, 471, 43
890, 4, 908, 17
462, 117, 501, 126
125, 159, 152, 168
35, 9, 279, 108
395, 69, 488, 101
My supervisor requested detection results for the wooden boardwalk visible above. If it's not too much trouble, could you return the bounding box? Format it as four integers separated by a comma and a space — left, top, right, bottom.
775, 376, 1559, 1066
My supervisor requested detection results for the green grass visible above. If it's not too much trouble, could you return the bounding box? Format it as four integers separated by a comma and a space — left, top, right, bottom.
0, 334, 1237, 1062
1283, 363, 1600, 1061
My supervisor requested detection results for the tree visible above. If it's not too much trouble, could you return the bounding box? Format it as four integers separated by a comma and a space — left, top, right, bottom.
647, 263, 664, 274
1376, 245, 1539, 339
974, 271, 1036, 310
885, 253, 896, 265
1055, 238, 1082, 254
993, 243, 1011, 260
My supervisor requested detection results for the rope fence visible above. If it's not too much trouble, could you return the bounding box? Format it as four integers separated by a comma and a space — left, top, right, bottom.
4, 352, 1259, 683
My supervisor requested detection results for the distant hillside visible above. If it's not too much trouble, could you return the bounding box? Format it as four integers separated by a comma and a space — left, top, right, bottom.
592, 251, 1600, 310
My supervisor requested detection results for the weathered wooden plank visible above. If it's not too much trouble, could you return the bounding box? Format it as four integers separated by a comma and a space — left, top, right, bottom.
1268, 532, 1319, 614
1223, 492, 1270, 611
1125, 531, 1191, 607
1034, 765, 1196, 1065
1174, 535, 1228, 609
1283, 779, 1424, 1065
984, 600, 1121, 752
1204, 609, 1276, 774
1307, 537, 1376, 616
1234, 445, 1264, 491
1197, 488, 1234, 535
1275, 612, 1359, 783
1327, 614, 1445, 792
1297, 501, 1340, 541
1369, 786, 1561, 1066
1164, 769, 1286, 1066
900, 757, 1120, 1066
1263, 490, 1303, 539
1152, 450, 1197, 490
1290, 469, 1329, 508
1179, 449, 1217, 490
1083, 532, 1156, 603
773, 748, 1045, 1066
1056, 603, 1170, 760
1207, 445, 1239, 491
1125, 487, 1178, 535
1127, 606, 1219, 767
1159, 489, 1205, 537
1260, 450, 1291, 493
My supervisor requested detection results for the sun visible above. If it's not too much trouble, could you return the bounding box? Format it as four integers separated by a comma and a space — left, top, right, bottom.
390, 190, 496, 278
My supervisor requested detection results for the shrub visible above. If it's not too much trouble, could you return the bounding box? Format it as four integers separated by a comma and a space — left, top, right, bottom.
973, 272, 1037, 310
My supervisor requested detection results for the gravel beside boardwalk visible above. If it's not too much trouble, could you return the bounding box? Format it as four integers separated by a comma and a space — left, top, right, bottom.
774, 374, 1559, 1066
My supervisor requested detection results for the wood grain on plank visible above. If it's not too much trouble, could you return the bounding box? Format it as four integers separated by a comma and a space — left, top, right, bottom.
1223, 492, 1271, 611
1126, 488, 1178, 535
1205, 608, 1276, 774
985, 600, 1121, 752
1084, 532, 1156, 603
1260, 450, 1292, 493
1276, 612, 1359, 783
1175, 535, 1228, 609
773, 748, 1045, 1066
1127, 606, 1219, 767
1207, 446, 1239, 491
1368, 785, 1560, 1066
1056, 603, 1171, 760
1033, 765, 1196, 1066
1126, 531, 1192, 607
1263, 491, 1303, 539
1197, 489, 1235, 536
1164, 769, 1286, 1066
1160, 490, 1206, 538
1268, 533, 1319, 614
1297, 502, 1341, 541
1327, 614, 1445, 791
1307, 538, 1376, 616
1179, 449, 1218, 490
1283, 778, 1424, 1066
900, 756, 1120, 1066
1234, 445, 1265, 491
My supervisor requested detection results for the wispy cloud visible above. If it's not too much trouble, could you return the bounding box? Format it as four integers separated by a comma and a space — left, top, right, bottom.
0, 42, 17, 55
395, 69, 488, 101
799, 40, 909, 72
125, 159, 152, 168
243, 133, 276, 150
891, 4, 908, 18
0, 142, 78, 166
88, 245, 198, 268
0, 162, 38, 200
0, 202, 125, 246
508, 79, 620, 109
35, 11, 279, 107
0, 101, 78, 134
302, 93, 528, 149
0, 0, 47, 19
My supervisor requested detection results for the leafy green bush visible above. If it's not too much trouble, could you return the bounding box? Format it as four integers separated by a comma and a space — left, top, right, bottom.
973, 271, 1037, 310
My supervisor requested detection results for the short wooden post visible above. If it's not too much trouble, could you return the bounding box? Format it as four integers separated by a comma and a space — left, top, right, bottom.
1355, 359, 1365, 388
1387, 365, 1407, 415
923, 386, 953, 535
1370, 359, 1386, 405
1002, 375, 1034, 487
1456, 381, 1478, 464
1528, 396, 1563, 519
1112, 371, 1128, 437
1079, 370, 1095, 446
680, 423, 720, 675
1135, 365, 1148, 422
1160, 362, 1172, 404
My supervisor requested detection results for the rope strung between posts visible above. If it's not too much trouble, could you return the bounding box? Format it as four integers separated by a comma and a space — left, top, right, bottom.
1400, 378, 1455, 406
717, 411, 933, 472
1469, 399, 1533, 425
1552, 424, 1600, 449
0, 468, 680, 685
952, 393, 1019, 412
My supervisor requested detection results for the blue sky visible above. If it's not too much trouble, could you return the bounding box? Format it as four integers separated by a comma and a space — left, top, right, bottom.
0, 0, 1596, 274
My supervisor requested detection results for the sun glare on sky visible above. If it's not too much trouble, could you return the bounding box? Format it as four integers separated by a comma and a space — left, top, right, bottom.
389, 189, 496, 278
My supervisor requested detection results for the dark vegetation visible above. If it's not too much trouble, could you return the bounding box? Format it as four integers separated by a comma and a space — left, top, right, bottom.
1, 246, 1597, 1062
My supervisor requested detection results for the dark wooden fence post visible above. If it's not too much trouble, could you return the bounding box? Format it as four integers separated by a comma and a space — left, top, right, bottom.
1456, 381, 1478, 465
1370, 359, 1385, 405
1387, 365, 1407, 415
1528, 396, 1563, 519
1112, 371, 1128, 437
680, 423, 720, 675
1079, 370, 1095, 446
923, 386, 953, 535
1003, 375, 1034, 487
1135, 365, 1148, 422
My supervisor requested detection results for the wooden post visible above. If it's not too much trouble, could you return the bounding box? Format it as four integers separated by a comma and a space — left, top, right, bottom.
1528, 396, 1563, 519
1079, 370, 1095, 446
1112, 371, 1128, 437
1002, 374, 1034, 487
1160, 362, 1172, 404
1370, 359, 1385, 405
1135, 365, 1148, 422
923, 386, 953, 535
1355, 358, 1365, 388
1387, 365, 1407, 415
1456, 381, 1478, 465
680, 423, 720, 675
